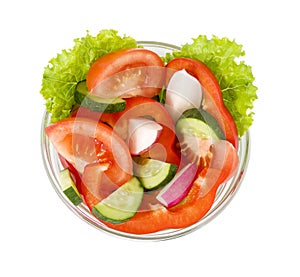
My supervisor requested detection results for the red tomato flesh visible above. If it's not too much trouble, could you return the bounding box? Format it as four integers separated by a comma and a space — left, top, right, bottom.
45, 117, 132, 186
86, 48, 165, 99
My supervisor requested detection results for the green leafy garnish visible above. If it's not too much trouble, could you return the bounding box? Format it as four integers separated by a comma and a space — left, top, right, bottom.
40, 29, 137, 122
41, 31, 257, 136
166, 35, 258, 136
157, 86, 166, 104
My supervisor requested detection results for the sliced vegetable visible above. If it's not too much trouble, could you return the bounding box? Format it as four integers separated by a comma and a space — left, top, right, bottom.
86, 48, 165, 98
80, 163, 120, 210
90, 66, 167, 99
45, 117, 132, 186
59, 154, 83, 193
133, 157, 178, 190
176, 108, 225, 141
178, 136, 212, 165
100, 96, 180, 166
92, 177, 144, 224
103, 138, 238, 234
193, 140, 239, 196
75, 81, 126, 113
127, 117, 162, 155
40, 29, 137, 122
60, 168, 83, 206
82, 163, 115, 195
166, 57, 238, 148
42, 32, 254, 235
167, 35, 257, 136
156, 163, 198, 208
165, 69, 202, 122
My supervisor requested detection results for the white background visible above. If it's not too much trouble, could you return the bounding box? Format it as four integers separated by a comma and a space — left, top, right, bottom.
1, 0, 299, 276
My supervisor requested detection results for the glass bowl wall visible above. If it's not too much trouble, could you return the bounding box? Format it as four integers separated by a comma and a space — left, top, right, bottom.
41, 41, 250, 241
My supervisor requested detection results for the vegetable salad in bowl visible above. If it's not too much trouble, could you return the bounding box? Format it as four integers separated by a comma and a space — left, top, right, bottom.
40, 30, 257, 240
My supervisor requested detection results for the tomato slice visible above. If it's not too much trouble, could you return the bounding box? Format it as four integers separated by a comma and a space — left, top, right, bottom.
86, 48, 165, 98
80, 163, 120, 208
166, 57, 238, 149
45, 117, 132, 186
72, 100, 179, 164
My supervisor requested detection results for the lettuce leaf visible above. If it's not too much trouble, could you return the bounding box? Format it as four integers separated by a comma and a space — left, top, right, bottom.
165, 35, 258, 137
41, 31, 257, 136
40, 29, 137, 122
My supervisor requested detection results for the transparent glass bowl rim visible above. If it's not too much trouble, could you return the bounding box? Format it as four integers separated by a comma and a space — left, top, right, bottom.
40, 41, 251, 241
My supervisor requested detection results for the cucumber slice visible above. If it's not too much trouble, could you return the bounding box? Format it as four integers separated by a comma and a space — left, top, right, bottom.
133, 157, 178, 190
75, 81, 126, 113
176, 108, 225, 140
92, 177, 144, 224
60, 168, 83, 206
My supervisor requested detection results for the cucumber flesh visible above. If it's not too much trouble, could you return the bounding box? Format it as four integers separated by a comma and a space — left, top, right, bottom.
133, 157, 177, 190
60, 168, 83, 206
92, 177, 144, 224
75, 81, 126, 113
176, 108, 225, 140
176, 118, 219, 140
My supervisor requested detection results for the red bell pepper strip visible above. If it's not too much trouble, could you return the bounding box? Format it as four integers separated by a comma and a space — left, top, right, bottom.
101, 139, 239, 234
166, 57, 238, 149
100, 96, 181, 166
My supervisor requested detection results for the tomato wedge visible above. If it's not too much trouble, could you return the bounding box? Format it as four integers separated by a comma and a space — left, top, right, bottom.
80, 163, 119, 208
71, 103, 180, 166
45, 117, 132, 186
166, 57, 238, 149
86, 48, 165, 98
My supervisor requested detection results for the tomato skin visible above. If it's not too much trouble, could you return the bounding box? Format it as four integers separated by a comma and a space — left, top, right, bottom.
45, 117, 132, 186
71, 101, 180, 166
86, 48, 165, 98
80, 163, 120, 208
86, 48, 164, 90
166, 57, 238, 149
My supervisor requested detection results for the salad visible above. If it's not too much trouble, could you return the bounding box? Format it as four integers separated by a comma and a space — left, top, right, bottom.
41, 29, 257, 235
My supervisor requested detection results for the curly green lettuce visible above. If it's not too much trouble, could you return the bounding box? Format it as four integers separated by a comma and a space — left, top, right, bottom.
41, 31, 257, 136
166, 35, 258, 137
40, 30, 137, 122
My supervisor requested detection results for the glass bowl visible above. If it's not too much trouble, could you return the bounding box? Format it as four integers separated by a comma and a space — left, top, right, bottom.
40, 41, 251, 241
